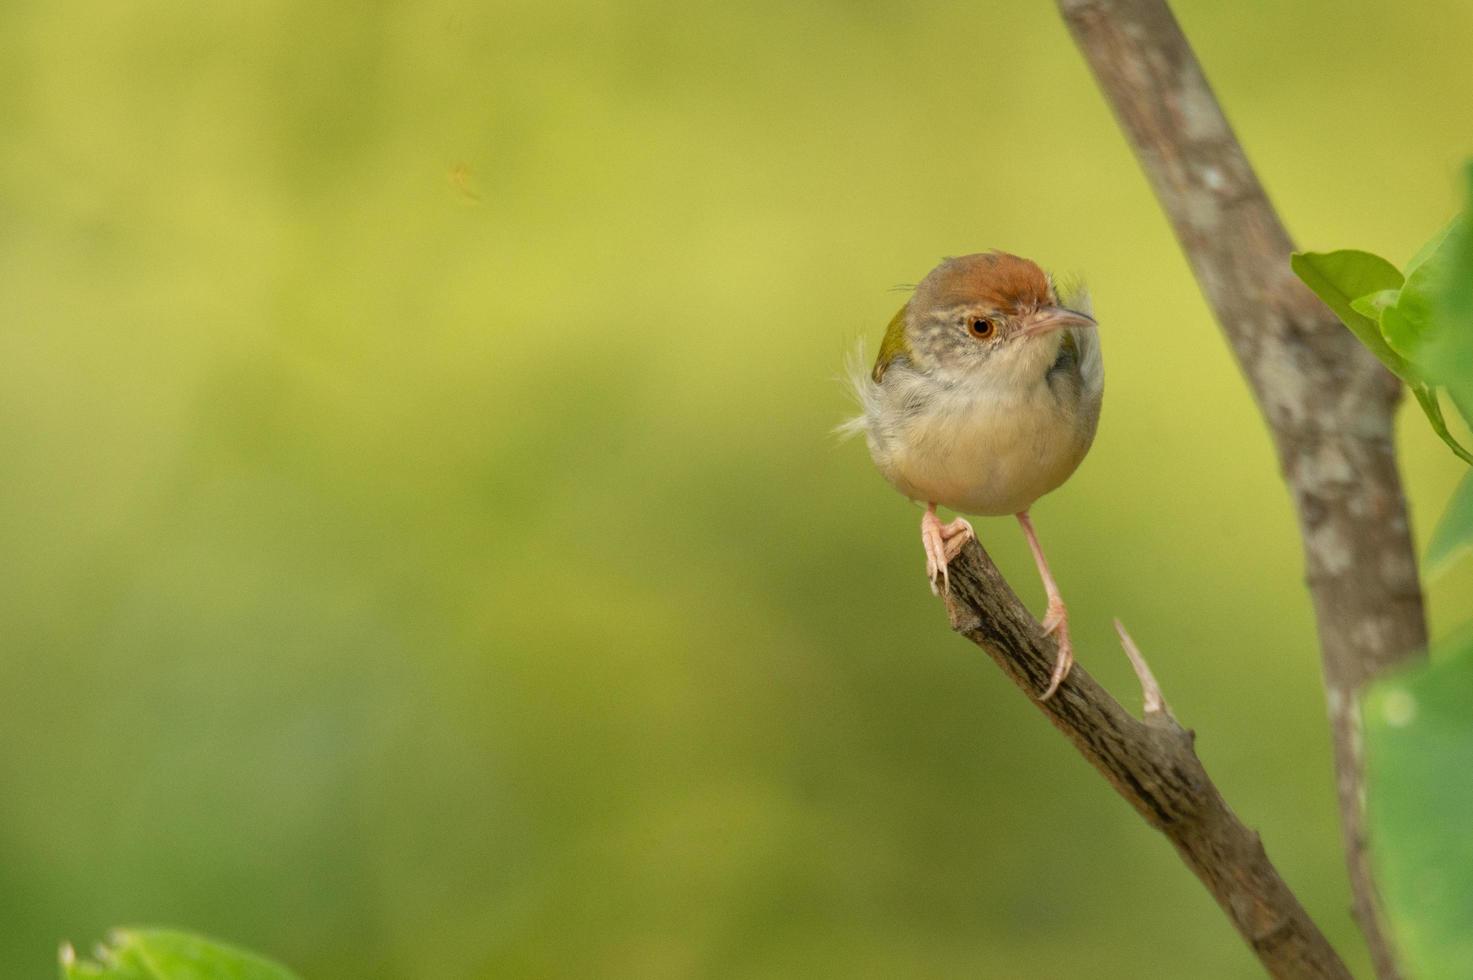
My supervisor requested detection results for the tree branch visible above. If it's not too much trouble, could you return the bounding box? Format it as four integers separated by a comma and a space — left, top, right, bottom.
940, 541, 1350, 980
1055, 2, 1427, 976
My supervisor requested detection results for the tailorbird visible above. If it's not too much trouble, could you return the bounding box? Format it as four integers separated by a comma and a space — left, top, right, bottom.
843, 251, 1102, 700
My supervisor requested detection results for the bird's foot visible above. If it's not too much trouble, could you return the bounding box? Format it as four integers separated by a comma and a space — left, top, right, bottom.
941, 517, 974, 562
921, 508, 975, 595
1038, 600, 1074, 702
1040, 596, 1067, 636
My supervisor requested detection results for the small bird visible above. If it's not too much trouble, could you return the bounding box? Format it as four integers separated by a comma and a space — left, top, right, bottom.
843, 252, 1102, 700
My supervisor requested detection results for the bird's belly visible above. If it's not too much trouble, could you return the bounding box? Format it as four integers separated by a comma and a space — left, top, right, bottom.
881, 391, 1090, 516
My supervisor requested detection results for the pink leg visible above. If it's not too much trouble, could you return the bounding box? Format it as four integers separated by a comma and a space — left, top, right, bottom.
920, 503, 975, 595
1015, 509, 1073, 701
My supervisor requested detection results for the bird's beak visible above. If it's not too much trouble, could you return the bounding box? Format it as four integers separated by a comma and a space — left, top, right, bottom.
1021, 306, 1097, 338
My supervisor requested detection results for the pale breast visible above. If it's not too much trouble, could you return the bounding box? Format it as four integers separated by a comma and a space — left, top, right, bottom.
869, 373, 1098, 517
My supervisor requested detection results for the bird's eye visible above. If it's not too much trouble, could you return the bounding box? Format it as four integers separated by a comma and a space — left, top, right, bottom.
969, 317, 996, 339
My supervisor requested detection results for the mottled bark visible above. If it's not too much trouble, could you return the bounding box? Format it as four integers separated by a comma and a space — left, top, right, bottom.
940, 542, 1351, 980
1054, 1, 1427, 977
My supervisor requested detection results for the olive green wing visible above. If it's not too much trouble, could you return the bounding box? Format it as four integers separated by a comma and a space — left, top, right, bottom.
872, 303, 910, 382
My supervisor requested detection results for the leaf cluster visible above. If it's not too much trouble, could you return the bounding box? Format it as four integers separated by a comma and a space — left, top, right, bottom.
1293, 163, 1473, 576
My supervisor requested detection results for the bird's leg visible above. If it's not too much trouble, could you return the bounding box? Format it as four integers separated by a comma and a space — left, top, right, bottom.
921, 503, 975, 595
1015, 509, 1072, 701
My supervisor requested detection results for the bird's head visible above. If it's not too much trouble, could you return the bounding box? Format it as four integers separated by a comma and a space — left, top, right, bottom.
895, 251, 1096, 387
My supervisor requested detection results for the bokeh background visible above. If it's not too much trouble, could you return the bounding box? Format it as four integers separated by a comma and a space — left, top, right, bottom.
3, 0, 1471, 976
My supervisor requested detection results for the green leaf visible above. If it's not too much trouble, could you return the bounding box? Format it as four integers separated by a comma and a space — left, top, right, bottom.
1350, 288, 1400, 321
1403, 214, 1460, 277
1291, 250, 1411, 379
1382, 187, 1473, 386
60, 930, 301, 980
1365, 629, 1473, 980
1431, 164, 1473, 421
1382, 268, 1453, 376
1440, 164, 1473, 321
1426, 471, 1473, 576
1450, 385, 1473, 431
1410, 385, 1473, 465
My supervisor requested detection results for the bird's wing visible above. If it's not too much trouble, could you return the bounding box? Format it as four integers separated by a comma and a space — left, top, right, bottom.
872, 303, 911, 382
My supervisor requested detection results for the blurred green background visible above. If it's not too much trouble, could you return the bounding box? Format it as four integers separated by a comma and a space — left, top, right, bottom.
2, 0, 1470, 976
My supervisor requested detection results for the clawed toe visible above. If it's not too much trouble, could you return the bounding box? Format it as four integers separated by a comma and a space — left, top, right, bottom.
939, 517, 973, 563
925, 552, 945, 596
1039, 629, 1074, 702
1037, 600, 1073, 700
1040, 598, 1067, 636
921, 508, 973, 595
922, 520, 947, 595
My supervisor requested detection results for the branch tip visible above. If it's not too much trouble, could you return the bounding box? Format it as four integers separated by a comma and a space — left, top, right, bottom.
1114, 618, 1169, 718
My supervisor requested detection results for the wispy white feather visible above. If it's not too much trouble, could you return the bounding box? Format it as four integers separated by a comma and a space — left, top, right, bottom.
835, 337, 878, 442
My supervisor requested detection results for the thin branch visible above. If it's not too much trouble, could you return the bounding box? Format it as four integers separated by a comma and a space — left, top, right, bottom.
940, 541, 1351, 980
1055, 2, 1427, 976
